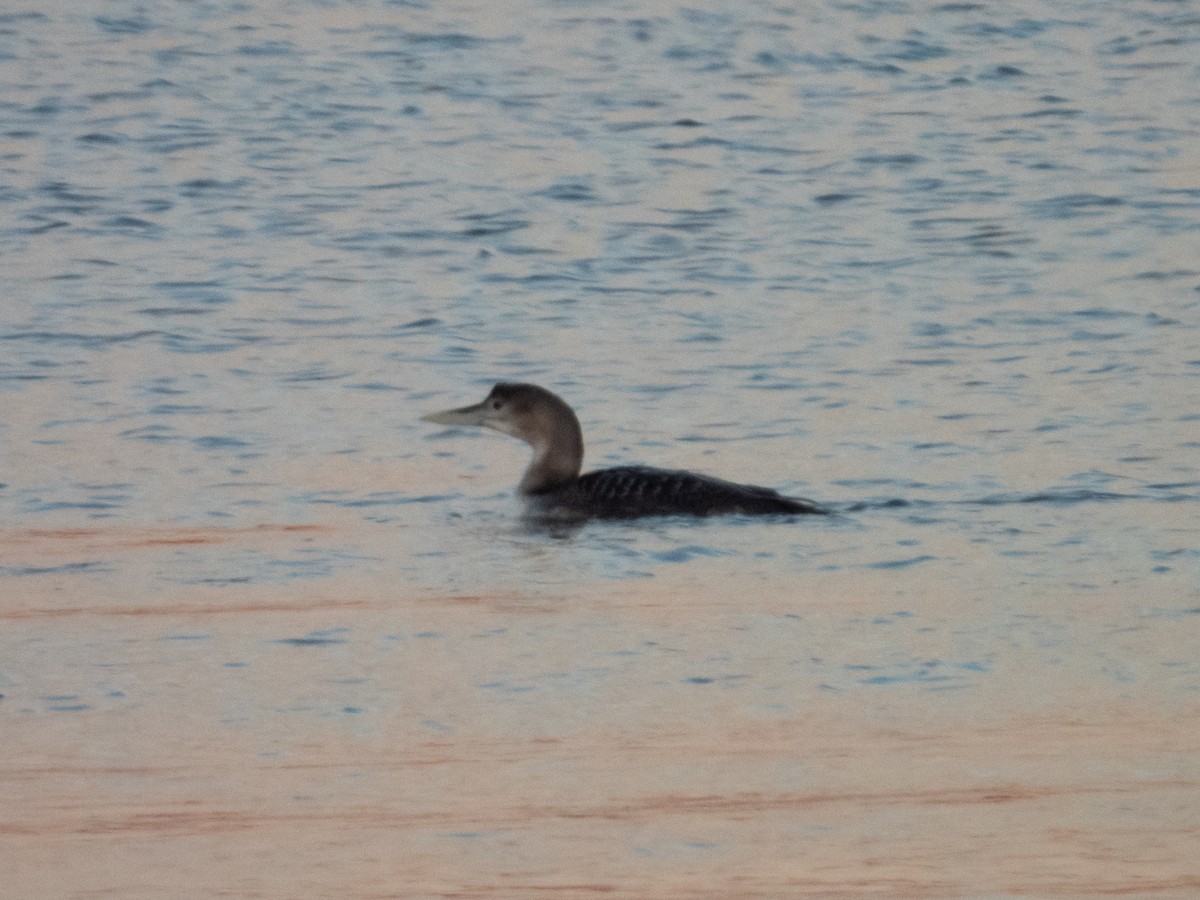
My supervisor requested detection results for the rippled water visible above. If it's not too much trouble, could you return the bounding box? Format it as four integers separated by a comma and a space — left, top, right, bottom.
3, 1, 1199, 896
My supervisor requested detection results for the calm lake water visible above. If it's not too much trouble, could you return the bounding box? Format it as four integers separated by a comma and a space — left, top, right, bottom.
3, 1, 1198, 897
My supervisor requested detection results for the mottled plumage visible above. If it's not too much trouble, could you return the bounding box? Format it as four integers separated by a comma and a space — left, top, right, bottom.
531, 466, 822, 519
422, 383, 826, 521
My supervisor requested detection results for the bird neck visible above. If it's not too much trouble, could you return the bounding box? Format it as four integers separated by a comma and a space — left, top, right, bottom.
517, 415, 583, 496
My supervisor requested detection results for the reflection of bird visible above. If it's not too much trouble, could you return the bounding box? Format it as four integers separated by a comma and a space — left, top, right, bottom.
422, 383, 826, 520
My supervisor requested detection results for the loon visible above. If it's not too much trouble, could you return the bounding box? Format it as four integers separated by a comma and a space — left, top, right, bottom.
421, 383, 826, 520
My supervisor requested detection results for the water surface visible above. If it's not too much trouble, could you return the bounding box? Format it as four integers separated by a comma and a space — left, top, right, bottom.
2, 1, 1198, 896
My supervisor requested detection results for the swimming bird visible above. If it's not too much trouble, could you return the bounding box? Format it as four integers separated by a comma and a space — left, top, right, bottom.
421, 383, 826, 520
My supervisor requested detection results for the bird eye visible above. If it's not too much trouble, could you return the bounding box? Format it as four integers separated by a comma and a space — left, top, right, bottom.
491, 400, 502, 410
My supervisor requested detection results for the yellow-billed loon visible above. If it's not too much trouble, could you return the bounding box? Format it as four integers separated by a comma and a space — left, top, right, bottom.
421, 383, 826, 519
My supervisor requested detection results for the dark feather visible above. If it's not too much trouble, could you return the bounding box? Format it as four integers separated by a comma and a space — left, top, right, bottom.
530, 466, 825, 519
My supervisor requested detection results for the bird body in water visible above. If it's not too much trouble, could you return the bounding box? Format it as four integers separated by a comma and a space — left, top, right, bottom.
422, 383, 826, 520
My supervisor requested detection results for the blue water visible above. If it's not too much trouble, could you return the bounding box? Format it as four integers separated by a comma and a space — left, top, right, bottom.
0, 1, 1197, 598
